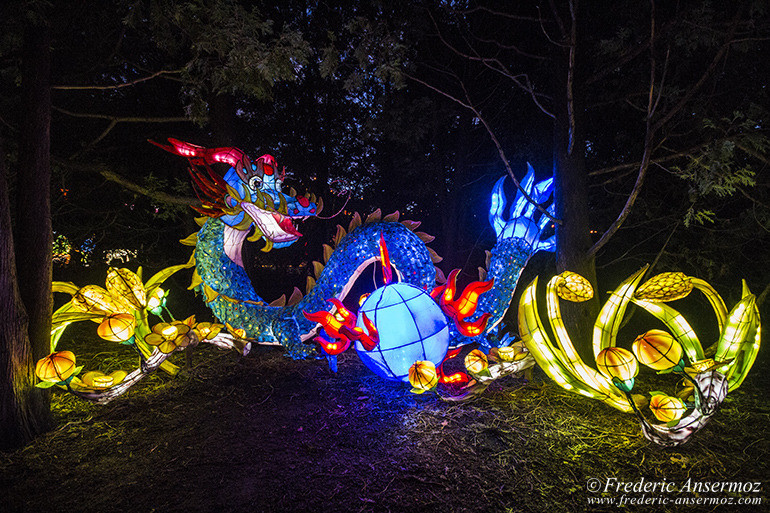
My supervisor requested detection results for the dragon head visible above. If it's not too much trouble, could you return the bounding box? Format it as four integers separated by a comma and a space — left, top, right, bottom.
152, 138, 322, 252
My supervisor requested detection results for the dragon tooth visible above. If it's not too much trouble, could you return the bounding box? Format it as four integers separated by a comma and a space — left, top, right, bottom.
260, 237, 273, 252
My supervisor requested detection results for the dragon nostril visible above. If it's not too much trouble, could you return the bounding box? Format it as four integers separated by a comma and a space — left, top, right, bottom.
293, 209, 299, 214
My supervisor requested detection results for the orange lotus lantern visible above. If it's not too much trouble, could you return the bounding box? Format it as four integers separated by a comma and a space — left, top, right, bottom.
97, 313, 136, 342
649, 393, 687, 423
35, 351, 77, 383
596, 347, 638, 392
632, 329, 684, 371
464, 349, 489, 374
409, 360, 439, 393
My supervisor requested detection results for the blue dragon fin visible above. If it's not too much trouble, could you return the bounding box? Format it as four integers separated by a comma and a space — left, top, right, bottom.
489, 175, 507, 238
509, 164, 536, 220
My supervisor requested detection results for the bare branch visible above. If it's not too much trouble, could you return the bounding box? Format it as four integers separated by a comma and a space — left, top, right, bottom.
566, 0, 577, 154
402, 71, 562, 225
53, 106, 191, 123
52, 69, 183, 90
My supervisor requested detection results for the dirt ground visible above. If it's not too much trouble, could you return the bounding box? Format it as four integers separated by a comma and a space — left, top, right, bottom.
2, 325, 768, 513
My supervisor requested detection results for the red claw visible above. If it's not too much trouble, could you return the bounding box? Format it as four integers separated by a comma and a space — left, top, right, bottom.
435, 269, 494, 337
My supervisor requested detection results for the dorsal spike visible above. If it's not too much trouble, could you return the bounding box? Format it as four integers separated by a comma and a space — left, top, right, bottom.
414, 232, 435, 244
194, 217, 208, 227
383, 210, 400, 222
313, 261, 325, 279
322, 244, 334, 263
316, 196, 324, 215
348, 212, 362, 232
306, 276, 316, 294
365, 208, 382, 224
269, 294, 287, 307
435, 267, 447, 285
478, 267, 487, 281
289, 186, 297, 197
179, 233, 198, 246
333, 225, 347, 246
401, 219, 421, 231
287, 287, 303, 306
485, 250, 492, 269
427, 247, 443, 264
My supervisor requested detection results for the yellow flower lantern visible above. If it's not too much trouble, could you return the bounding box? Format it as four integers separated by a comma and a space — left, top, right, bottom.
81, 370, 128, 389
71, 285, 121, 319
106, 267, 147, 311
649, 394, 687, 423
144, 322, 192, 354
97, 313, 136, 342
35, 351, 77, 383
596, 347, 638, 392
632, 329, 683, 371
464, 349, 489, 374
193, 322, 223, 341
635, 272, 692, 302
409, 360, 438, 393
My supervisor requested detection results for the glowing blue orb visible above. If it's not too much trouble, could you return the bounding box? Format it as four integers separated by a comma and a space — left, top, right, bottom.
354, 283, 450, 382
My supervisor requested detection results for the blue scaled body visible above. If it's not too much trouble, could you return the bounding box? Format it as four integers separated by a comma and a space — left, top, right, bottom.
193, 168, 555, 358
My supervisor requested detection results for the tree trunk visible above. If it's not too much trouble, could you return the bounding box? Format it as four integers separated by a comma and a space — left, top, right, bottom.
0, 134, 51, 450
3, 22, 55, 448
552, 7, 599, 356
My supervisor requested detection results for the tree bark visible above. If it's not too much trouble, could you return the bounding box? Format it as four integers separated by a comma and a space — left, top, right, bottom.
3, 22, 55, 448
551, 3, 599, 355
0, 134, 51, 450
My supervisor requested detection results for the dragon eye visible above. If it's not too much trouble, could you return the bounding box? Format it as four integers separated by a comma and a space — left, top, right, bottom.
248, 176, 262, 191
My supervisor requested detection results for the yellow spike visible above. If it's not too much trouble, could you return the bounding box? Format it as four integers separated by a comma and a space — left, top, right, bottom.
478, 267, 487, 281
313, 261, 325, 279
289, 186, 297, 197
277, 191, 288, 215
427, 247, 443, 263
232, 215, 253, 232
323, 244, 334, 263
415, 231, 435, 244
221, 295, 240, 303
202, 283, 219, 303
179, 232, 199, 246
188, 269, 203, 290
194, 217, 208, 227
306, 276, 316, 294
310, 193, 317, 204
333, 225, 347, 246
270, 294, 287, 307
365, 208, 382, 224
485, 250, 492, 269
316, 196, 324, 215
348, 212, 362, 232
261, 237, 274, 252
226, 184, 243, 202
248, 227, 265, 243
383, 210, 400, 223
287, 287, 303, 306
435, 267, 447, 284
401, 219, 421, 231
